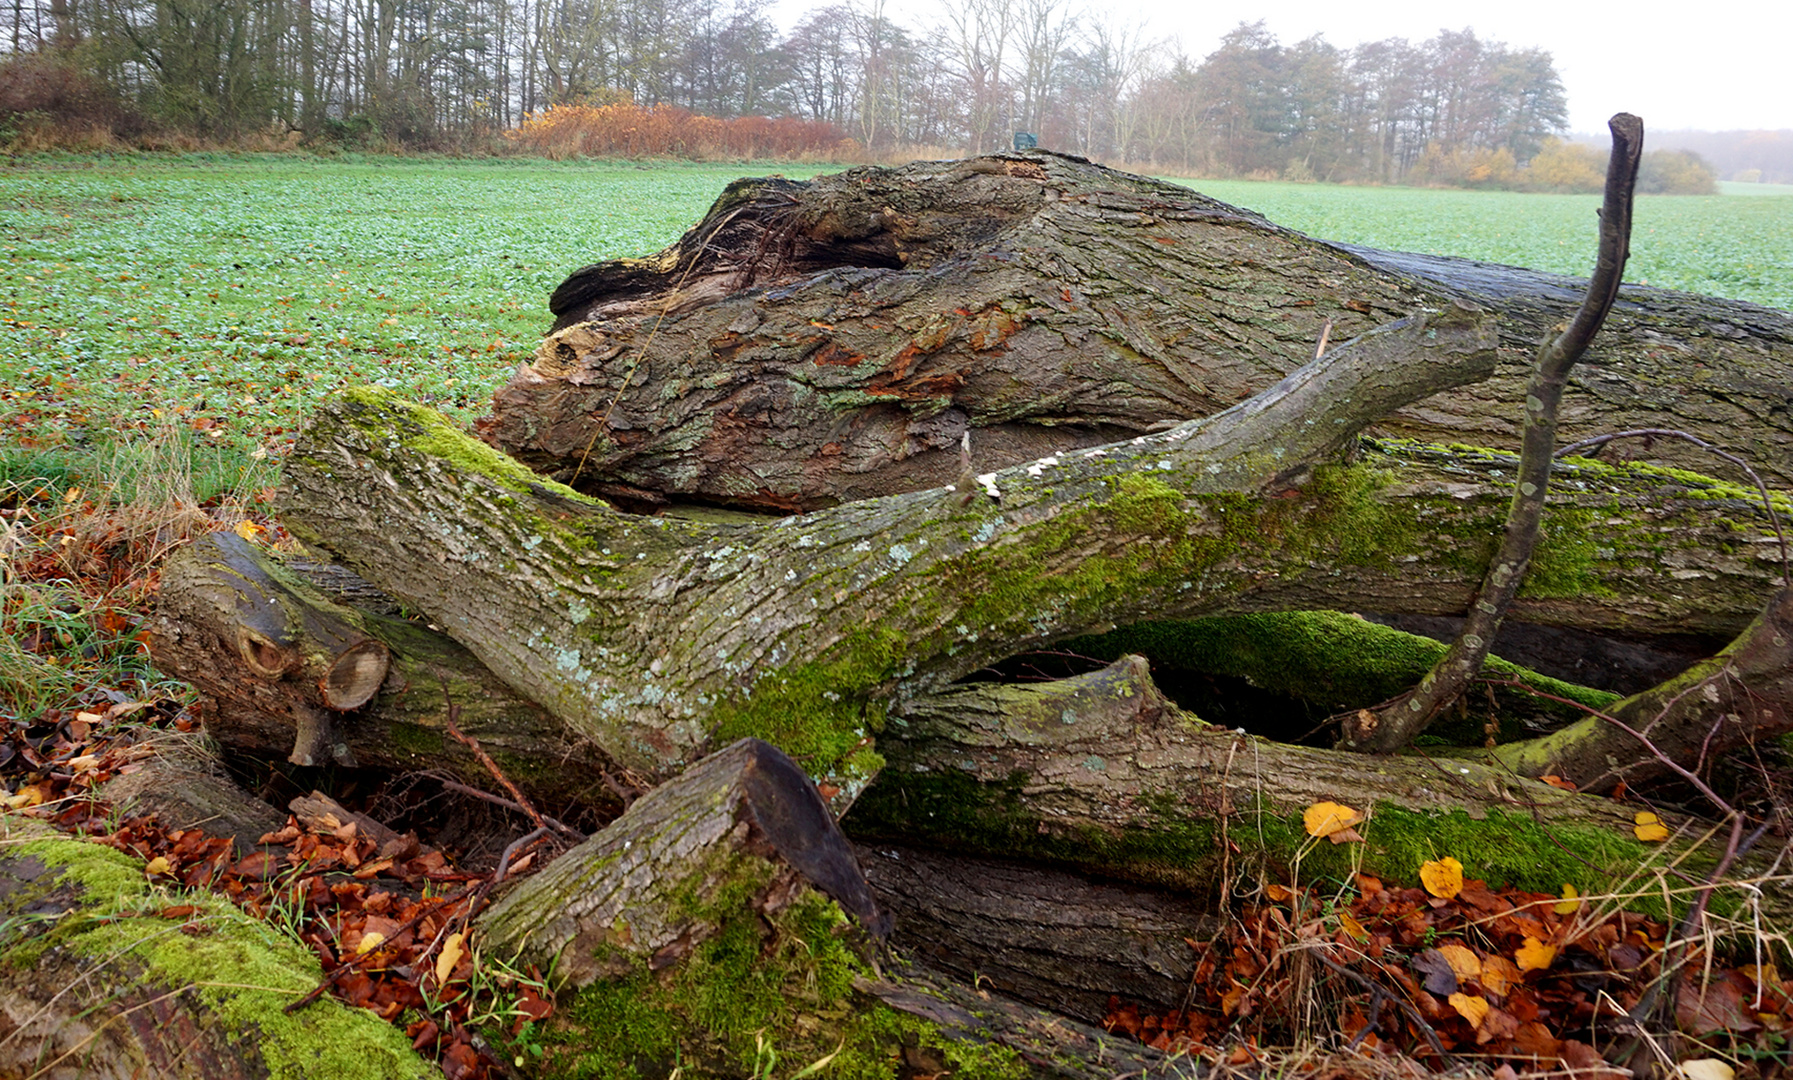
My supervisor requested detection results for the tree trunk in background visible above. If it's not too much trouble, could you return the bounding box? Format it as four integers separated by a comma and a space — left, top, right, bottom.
480, 152, 1793, 513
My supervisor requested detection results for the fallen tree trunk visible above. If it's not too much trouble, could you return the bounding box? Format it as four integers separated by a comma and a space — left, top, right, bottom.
472, 736, 1191, 1079
0, 818, 434, 1080
148, 532, 626, 812
483, 151, 1793, 512
276, 377, 1784, 792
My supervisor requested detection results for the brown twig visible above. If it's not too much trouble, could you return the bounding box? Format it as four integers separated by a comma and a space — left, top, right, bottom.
1341, 112, 1645, 754
1311, 950, 1450, 1062
437, 677, 552, 837
419, 770, 586, 842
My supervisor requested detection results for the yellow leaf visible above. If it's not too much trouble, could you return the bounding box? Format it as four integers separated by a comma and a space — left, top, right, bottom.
1678, 1059, 1735, 1080
1448, 992, 1490, 1029
1338, 911, 1370, 943
1634, 811, 1670, 842
1264, 883, 1293, 902
434, 932, 466, 985
1303, 801, 1362, 838
1555, 884, 1582, 915
1515, 936, 1557, 972
234, 520, 265, 542
355, 931, 386, 955
1420, 856, 1464, 899
144, 856, 173, 876
1436, 943, 1482, 983
1481, 955, 1521, 997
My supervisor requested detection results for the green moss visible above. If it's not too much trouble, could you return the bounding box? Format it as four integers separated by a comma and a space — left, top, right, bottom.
847, 769, 1222, 890
707, 625, 905, 776
385, 722, 447, 756
848, 771, 1661, 913
1252, 805, 1649, 900
11, 829, 433, 1080
539, 889, 878, 1079
1521, 505, 1618, 600
342, 385, 596, 503
1065, 611, 1619, 739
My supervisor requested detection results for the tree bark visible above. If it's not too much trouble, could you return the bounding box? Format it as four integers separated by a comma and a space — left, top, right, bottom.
482, 151, 1793, 512
472, 736, 1191, 1078
1493, 586, 1793, 792
148, 532, 626, 812
276, 378, 1785, 792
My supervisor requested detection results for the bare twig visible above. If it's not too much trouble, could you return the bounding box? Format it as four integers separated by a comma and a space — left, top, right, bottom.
1341, 112, 1646, 754
418, 770, 586, 842
437, 676, 552, 837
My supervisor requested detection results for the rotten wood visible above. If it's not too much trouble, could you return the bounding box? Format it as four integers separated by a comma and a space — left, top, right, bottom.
485, 151, 1793, 513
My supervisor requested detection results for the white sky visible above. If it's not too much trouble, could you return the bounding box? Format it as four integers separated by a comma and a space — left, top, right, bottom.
765, 0, 1793, 134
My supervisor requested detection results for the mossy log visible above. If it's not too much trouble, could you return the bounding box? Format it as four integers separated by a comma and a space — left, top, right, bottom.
1492, 585, 1793, 791
484, 151, 1793, 512
148, 532, 623, 812
473, 737, 1189, 1079
276, 376, 1784, 794
847, 655, 1653, 894
0, 817, 434, 1080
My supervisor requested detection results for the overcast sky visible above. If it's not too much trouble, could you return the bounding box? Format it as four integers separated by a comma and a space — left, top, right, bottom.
765, 0, 1792, 134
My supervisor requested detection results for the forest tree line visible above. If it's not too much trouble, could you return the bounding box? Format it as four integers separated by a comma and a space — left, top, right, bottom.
0, 0, 1723, 190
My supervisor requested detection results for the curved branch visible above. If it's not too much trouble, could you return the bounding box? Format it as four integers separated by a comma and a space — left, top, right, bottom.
1340, 113, 1647, 754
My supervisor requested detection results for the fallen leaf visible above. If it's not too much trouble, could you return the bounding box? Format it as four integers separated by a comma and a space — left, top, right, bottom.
1420, 856, 1464, 899
1337, 911, 1370, 943
1264, 883, 1293, 902
1448, 992, 1490, 1029
355, 931, 387, 955
1555, 884, 1582, 915
1676, 978, 1753, 1035
1303, 801, 1362, 838
1515, 936, 1557, 972
1481, 955, 1522, 997
1326, 826, 1365, 845
1413, 949, 1460, 995
1678, 1060, 1735, 1080
1436, 943, 1481, 982
1539, 774, 1577, 791
1635, 811, 1670, 842
144, 855, 173, 876
435, 932, 465, 985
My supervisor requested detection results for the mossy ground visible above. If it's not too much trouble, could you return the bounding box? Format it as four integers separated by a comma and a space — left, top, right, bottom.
1, 819, 434, 1080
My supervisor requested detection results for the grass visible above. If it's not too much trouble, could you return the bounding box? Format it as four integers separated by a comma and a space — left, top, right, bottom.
0, 155, 847, 487
1163, 177, 1793, 311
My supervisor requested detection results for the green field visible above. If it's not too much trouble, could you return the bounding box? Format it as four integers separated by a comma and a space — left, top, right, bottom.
2, 156, 1789, 486
1176, 177, 1793, 308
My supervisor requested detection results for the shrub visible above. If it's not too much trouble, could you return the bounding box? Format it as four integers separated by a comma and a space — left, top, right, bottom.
509, 102, 859, 161
0, 52, 142, 148
1521, 137, 1606, 193
1638, 149, 1718, 195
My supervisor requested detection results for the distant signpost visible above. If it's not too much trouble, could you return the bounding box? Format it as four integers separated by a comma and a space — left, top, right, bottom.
1013, 132, 1038, 151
